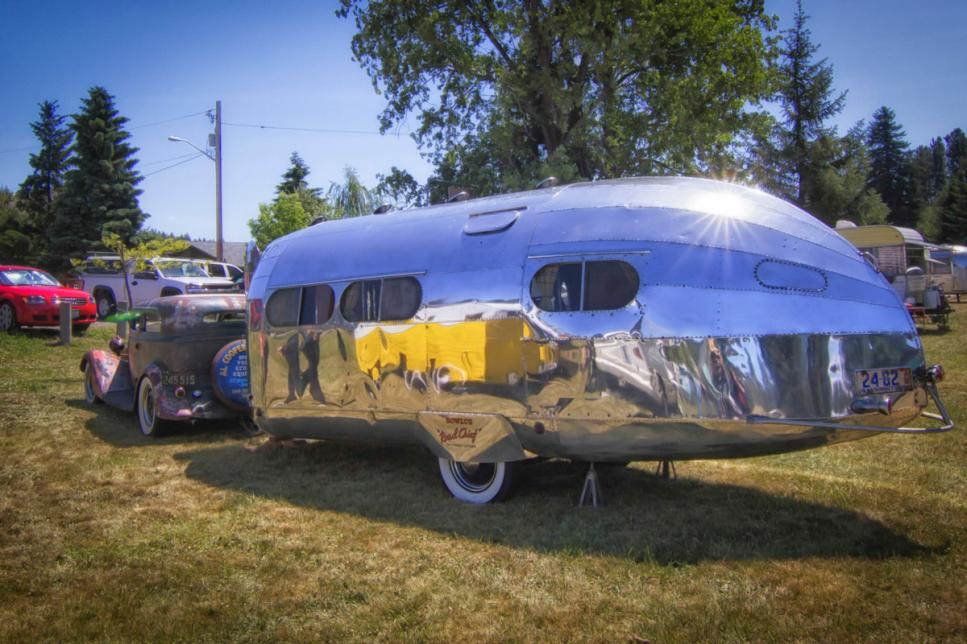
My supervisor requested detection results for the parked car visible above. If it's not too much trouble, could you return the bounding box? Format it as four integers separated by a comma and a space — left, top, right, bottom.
81, 294, 248, 435
0, 264, 97, 333
75, 254, 239, 318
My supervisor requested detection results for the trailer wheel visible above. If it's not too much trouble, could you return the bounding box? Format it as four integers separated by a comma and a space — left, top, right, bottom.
438, 458, 518, 504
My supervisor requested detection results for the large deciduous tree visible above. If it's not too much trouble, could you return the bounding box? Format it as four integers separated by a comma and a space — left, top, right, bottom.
248, 193, 311, 248
338, 0, 777, 195
866, 106, 915, 227
48, 86, 146, 267
17, 100, 73, 245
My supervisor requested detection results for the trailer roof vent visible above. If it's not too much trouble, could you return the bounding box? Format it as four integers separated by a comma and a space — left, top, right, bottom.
463, 207, 525, 235
447, 191, 470, 203
373, 203, 394, 214
536, 176, 559, 189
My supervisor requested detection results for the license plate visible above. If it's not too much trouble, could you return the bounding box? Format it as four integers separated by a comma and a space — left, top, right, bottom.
162, 373, 197, 386
855, 367, 913, 394
71, 309, 80, 319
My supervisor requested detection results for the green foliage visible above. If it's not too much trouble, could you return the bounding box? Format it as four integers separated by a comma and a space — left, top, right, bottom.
275, 152, 335, 222
327, 166, 378, 217
248, 193, 310, 248
939, 172, 967, 243
866, 106, 915, 227
17, 100, 73, 251
48, 86, 146, 268
376, 167, 425, 209
338, 0, 777, 194
0, 188, 35, 265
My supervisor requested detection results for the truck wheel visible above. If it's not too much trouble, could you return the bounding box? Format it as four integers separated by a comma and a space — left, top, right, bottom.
95, 290, 116, 319
137, 377, 166, 437
84, 363, 102, 404
0, 301, 18, 333
438, 458, 518, 503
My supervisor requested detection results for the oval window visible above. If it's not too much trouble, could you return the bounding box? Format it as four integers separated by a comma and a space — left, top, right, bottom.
265, 287, 300, 327
530, 260, 638, 312
340, 277, 422, 322
755, 260, 827, 292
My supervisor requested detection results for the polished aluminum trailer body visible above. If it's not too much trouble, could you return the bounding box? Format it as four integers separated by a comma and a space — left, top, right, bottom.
247, 177, 949, 464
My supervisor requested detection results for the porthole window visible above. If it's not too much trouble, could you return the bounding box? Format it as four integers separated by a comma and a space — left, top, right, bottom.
530, 260, 638, 312
340, 276, 422, 322
266, 287, 300, 327
300, 284, 335, 325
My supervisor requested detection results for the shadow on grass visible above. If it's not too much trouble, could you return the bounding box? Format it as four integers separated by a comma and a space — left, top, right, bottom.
68, 398, 250, 448
175, 440, 940, 565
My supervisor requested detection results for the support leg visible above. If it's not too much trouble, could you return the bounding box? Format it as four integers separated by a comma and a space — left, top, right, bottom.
578, 462, 604, 508
655, 460, 677, 480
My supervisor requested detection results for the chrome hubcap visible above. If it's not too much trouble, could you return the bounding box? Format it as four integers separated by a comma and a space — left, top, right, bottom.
97, 297, 111, 317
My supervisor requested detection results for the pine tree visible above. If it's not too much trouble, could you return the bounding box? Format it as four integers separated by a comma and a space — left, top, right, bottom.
939, 172, 967, 243
775, 0, 847, 209
48, 87, 146, 266
17, 100, 73, 243
866, 106, 915, 227
276, 152, 319, 196
946, 128, 967, 177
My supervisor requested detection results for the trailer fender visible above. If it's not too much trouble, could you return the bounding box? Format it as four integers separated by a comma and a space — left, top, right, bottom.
416, 411, 531, 463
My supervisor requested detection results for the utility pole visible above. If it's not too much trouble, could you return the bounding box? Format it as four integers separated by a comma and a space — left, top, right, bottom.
214, 100, 223, 262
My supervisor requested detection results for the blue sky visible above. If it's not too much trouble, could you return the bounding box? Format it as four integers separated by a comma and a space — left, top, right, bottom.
1, 1, 965, 245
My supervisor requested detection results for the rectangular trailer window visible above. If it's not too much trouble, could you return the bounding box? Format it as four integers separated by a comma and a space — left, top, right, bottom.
266, 287, 301, 327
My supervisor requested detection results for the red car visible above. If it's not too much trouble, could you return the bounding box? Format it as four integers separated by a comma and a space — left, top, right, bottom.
0, 265, 97, 334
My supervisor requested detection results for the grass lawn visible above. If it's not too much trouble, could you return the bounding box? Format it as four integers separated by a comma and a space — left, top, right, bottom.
1, 311, 965, 642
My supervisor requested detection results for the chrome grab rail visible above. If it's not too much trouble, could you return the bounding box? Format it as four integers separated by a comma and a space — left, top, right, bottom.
746, 384, 954, 434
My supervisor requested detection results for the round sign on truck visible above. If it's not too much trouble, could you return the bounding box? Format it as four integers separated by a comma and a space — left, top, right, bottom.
211, 339, 249, 411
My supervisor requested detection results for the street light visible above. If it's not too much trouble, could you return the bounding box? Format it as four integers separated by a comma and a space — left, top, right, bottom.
167, 100, 223, 261
167, 135, 213, 160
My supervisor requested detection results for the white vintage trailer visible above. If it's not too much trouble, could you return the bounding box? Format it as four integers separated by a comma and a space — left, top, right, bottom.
245, 177, 952, 503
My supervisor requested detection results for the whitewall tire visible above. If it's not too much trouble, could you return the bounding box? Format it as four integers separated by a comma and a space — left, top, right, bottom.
438, 458, 518, 504
137, 377, 163, 437
84, 363, 102, 405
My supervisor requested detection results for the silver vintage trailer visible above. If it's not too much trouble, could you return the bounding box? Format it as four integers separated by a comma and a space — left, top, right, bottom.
246, 177, 952, 503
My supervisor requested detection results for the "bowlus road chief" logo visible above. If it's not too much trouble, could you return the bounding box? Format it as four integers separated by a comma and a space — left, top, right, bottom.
436, 416, 482, 445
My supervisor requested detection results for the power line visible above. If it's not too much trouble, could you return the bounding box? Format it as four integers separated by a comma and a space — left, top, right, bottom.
0, 144, 37, 155
223, 121, 411, 137
140, 152, 200, 167
130, 110, 210, 130
142, 153, 206, 178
